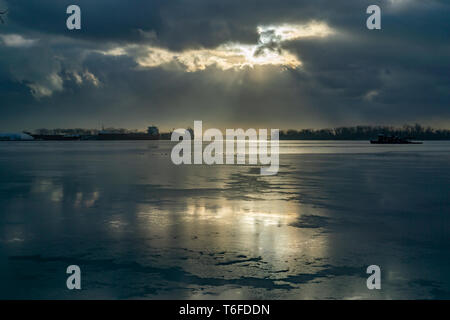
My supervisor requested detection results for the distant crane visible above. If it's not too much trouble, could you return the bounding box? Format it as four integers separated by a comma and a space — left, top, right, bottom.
0, 9, 7, 24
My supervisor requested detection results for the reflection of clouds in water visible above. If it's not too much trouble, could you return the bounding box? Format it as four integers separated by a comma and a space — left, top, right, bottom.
1, 230, 25, 244
0, 141, 449, 298
51, 188, 63, 202
31, 178, 102, 205
241, 211, 297, 227
30, 178, 64, 202
134, 194, 329, 285
74, 191, 99, 208
107, 218, 128, 232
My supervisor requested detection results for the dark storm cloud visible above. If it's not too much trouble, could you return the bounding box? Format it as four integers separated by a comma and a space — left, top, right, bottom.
6, 0, 448, 49
0, 0, 449, 131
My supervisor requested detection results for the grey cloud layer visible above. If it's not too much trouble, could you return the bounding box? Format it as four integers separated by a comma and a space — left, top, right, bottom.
0, 0, 449, 130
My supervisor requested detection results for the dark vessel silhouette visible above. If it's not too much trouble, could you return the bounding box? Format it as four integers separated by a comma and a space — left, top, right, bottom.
370, 134, 422, 144
23, 126, 160, 141
26, 133, 81, 141
96, 126, 160, 140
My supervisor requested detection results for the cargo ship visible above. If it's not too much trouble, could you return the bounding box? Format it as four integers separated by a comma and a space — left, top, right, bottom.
27, 133, 81, 141
23, 126, 160, 141
96, 126, 160, 140
370, 134, 422, 144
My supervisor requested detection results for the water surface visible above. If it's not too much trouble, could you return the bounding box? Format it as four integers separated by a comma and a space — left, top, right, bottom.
0, 141, 449, 299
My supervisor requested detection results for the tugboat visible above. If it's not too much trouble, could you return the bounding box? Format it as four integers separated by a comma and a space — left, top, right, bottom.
370, 134, 422, 144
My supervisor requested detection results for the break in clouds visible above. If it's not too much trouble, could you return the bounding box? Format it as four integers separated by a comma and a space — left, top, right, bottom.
0, 0, 449, 131
99, 21, 334, 71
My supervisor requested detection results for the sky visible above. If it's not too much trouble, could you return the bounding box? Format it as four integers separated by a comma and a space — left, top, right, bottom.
0, 0, 449, 132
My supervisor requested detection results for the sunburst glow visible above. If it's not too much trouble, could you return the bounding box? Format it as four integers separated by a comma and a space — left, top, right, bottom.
99, 21, 334, 71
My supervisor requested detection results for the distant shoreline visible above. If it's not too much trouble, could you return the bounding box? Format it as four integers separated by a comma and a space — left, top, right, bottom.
1, 124, 450, 141
3, 138, 450, 142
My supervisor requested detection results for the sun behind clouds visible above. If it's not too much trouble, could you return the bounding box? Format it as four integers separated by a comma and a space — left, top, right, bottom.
100, 21, 335, 71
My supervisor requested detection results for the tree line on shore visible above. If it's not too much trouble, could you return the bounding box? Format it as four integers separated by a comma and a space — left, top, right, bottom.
30, 124, 450, 140
279, 124, 450, 140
